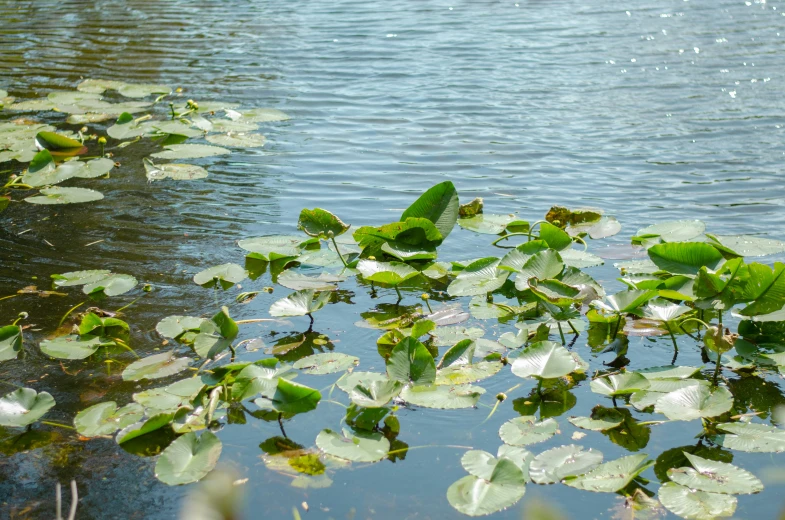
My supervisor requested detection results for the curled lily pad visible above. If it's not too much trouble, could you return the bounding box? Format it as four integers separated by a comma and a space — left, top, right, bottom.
400, 180, 459, 239
0, 325, 22, 362
658, 482, 736, 520
648, 242, 724, 276
151, 144, 230, 160
205, 133, 266, 148
269, 289, 331, 317
293, 352, 359, 374
429, 326, 484, 347
316, 428, 390, 462
514, 250, 564, 289
499, 416, 559, 447
155, 431, 222, 485
25, 186, 104, 205
76, 79, 127, 93
447, 456, 527, 517
122, 352, 190, 381
193, 263, 247, 288
116, 411, 175, 444
654, 385, 733, 421
707, 234, 785, 257
298, 208, 350, 239
529, 445, 604, 484
231, 363, 295, 401
387, 337, 436, 385
380, 241, 437, 261
357, 260, 419, 286
400, 384, 484, 409
350, 380, 403, 408
0, 388, 55, 427
74, 402, 144, 437
144, 158, 208, 181
667, 452, 762, 494
254, 379, 321, 414
712, 422, 785, 453
511, 341, 586, 380
590, 372, 650, 397
564, 453, 653, 493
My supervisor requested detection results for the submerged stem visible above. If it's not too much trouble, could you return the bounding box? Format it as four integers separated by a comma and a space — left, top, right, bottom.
394, 285, 403, 302
330, 236, 349, 268
41, 420, 76, 431
665, 323, 679, 365
557, 322, 566, 344
58, 301, 86, 328
112, 339, 140, 359
713, 355, 722, 386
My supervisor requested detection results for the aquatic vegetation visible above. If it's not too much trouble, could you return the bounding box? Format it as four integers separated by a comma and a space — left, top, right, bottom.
3, 177, 785, 518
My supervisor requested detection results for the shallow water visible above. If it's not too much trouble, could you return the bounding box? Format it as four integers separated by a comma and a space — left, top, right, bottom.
1, 0, 785, 518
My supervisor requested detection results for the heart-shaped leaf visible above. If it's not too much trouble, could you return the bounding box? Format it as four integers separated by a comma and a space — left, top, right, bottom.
269, 289, 331, 317
155, 431, 222, 485
658, 481, 736, 520
667, 452, 762, 494
0, 387, 56, 427
564, 453, 653, 493
511, 341, 585, 380
122, 352, 190, 381
529, 444, 604, 484
654, 385, 733, 421
499, 416, 559, 446
316, 428, 390, 462
298, 208, 350, 239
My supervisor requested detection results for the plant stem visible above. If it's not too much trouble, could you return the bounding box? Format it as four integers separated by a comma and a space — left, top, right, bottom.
114, 295, 142, 314
41, 420, 76, 431
0, 294, 18, 302
278, 413, 287, 438
491, 232, 529, 248
236, 318, 275, 324
713, 355, 722, 386
330, 236, 349, 267
58, 301, 85, 328
557, 322, 566, 344
572, 236, 588, 251
113, 339, 140, 359
526, 220, 547, 242
612, 314, 622, 340
424, 299, 433, 313
567, 320, 579, 335
394, 285, 403, 302
665, 323, 679, 365
681, 317, 711, 330
307, 313, 314, 329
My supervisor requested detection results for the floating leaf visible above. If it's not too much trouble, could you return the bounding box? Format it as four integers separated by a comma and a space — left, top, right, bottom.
39, 334, 111, 359
83, 273, 138, 296
591, 372, 650, 397
350, 379, 402, 408
269, 290, 331, 317
293, 352, 359, 374
712, 422, 785, 453
436, 361, 503, 385
429, 326, 484, 347
380, 241, 437, 261
316, 428, 390, 462
639, 365, 702, 380
458, 214, 517, 235
654, 385, 733, 421
193, 263, 247, 288
514, 250, 565, 290
231, 363, 295, 400
499, 416, 559, 446
155, 431, 222, 485
156, 316, 208, 340
336, 371, 389, 394
76, 79, 127, 94
447, 457, 526, 517
667, 452, 762, 494
25, 186, 104, 205
511, 341, 585, 380
107, 112, 148, 139
143, 158, 208, 181
591, 289, 657, 315
558, 249, 604, 269
276, 270, 345, 291
238, 235, 312, 261
648, 242, 723, 276
254, 379, 321, 414
448, 257, 510, 297
387, 337, 436, 386
564, 454, 652, 493
529, 445, 604, 484
117, 83, 172, 98
151, 144, 230, 160
357, 260, 420, 286
635, 220, 705, 244
0, 325, 22, 362
74, 402, 144, 437
400, 384, 484, 409
122, 353, 190, 381
0, 388, 55, 427
236, 107, 290, 122
658, 482, 736, 520
707, 234, 785, 257
205, 132, 266, 148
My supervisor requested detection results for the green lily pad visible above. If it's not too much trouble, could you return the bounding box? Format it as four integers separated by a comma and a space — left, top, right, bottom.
276, 270, 345, 291
155, 431, 222, 485
635, 220, 705, 244
511, 341, 585, 380
83, 273, 138, 296
0, 325, 22, 362
293, 352, 359, 374
205, 132, 266, 148
0, 388, 56, 427
448, 257, 510, 296
107, 112, 148, 139
658, 482, 736, 520
52, 270, 111, 287
591, 372, 650, 397
648, 242, 723, 276
435, 361, 503, 385
638, 365, 702, 380
25, 186, 104, 205
231, 364, 295, 401
514, 250, 565, 290
457, 213, 517, 235
654, 385, 733, 421
558, 249, 604, 269
116, 412, 175, 444
447, 457, 526, 517
568, 406, 625, 431
591, 289, 657, 315
117, 83, 172, 98
387, 337, 436, 386
529, 444, 604, 484
667, 452, 762, 494
336, 371, 389, 394
316, 428, 390, 462
499, 416, 559, 446
235, 107, 290, 122
297, 207, 350, 239
151, 144, 230, 160
564, 453, 653, 493
238, 235, 311, 261
122, 352, 190, 381
357, 260, 420, 286
143, 158, 208, 181
193, 263, 248, 288
269, 289, 331, 317
400, 180, 459, 239
76, 79, 128, 93
429, 326, 484, 347
74, 401, 144, 437
254, 379, 321, 414
150, 120, 203, 138
399, 384, 484, 409
349, 379, 403, 408
39, 334, 112, 359
155, 316, 208, 340
707, 234, 785, 257
712, 422, 785, 453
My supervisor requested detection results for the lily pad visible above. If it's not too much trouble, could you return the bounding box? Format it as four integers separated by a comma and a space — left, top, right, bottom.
117, 83, 172, 98
254, 379, 321, 414
39, 334, 111, 359
447, 457, 527, 517
315, 428, 390, 462
564, 453, 653, 493
116, 412, 175, 444
499, 416, 559, 447
399, 384, 484, 409
150, 144, 230, 160
193, 263, 248, 288
387, 337, 436, 385
712, 422, 785, 453
0, 388, 55, 427
293, 352, 359, 374
635, 220, 705, 244
458, 213, 517, 235
400, 180, 459, 239
435, 361, 503, 385
107, 112, 148, 139
0, 325, 22, 362
155, 431, 222, 485
658, 482, 736, 520
511, 341, 585, 380
568, 406, 625, 432
205, 133, 266, 148
122, 353, 190, 381
350, 379, 403, 408
25, 186, 104, 205
235, 107, 290, 122
269, 289, 331, 317
83, 273, 138, 296
654, 385, 733, 421
74, 401, 144, 437
708, 234, 785, 257
667, 452, 762, 494
591, 372, 650, 397
448, 258, 510, 297
143, 159, 208, 181
276, 270, 345, 291
336, 371, 389, 394
156, 316, 208, 340
529, 444, 604, 484
429, 326, 484, 347
238, 235, 311, 261
559, 249, 604, 269
357, 260, 420, 286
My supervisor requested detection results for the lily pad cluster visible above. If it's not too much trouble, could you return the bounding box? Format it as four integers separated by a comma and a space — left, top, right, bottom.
3, 182, 785, 518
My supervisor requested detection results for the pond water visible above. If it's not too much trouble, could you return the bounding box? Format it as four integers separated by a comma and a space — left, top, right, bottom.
1, 0, 785, 518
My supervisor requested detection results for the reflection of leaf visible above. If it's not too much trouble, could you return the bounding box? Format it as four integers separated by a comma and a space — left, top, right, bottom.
512, 381, 577, 419
603, 408, 650, 452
